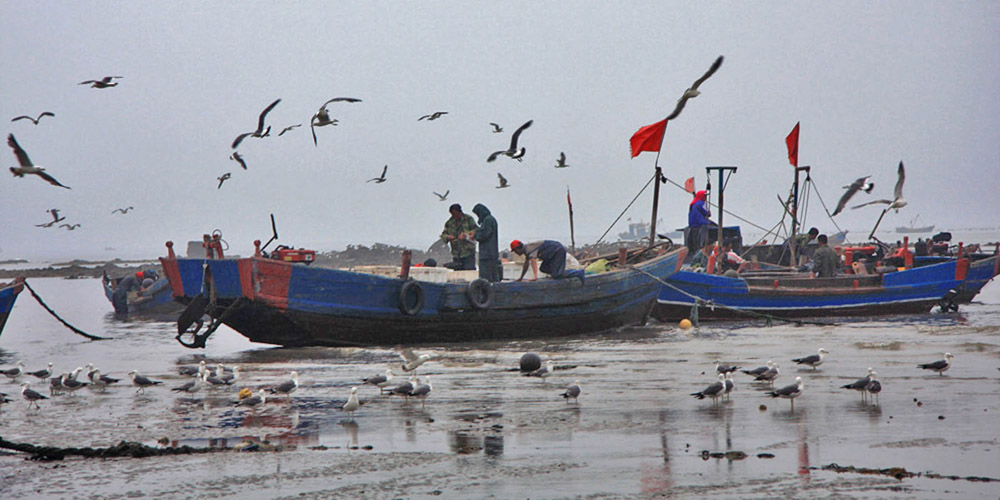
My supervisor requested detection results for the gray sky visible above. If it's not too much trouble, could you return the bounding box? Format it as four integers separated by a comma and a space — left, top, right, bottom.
2, 2, 998, 260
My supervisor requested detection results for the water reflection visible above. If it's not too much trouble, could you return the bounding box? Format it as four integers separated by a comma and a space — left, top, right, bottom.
448, 431, 504, 456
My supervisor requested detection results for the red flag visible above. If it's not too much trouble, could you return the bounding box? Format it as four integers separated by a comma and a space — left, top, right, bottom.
566, 188, 573, 211
629, 119, 668, 158
684, 176, 695, 193
785, 122, 800, 167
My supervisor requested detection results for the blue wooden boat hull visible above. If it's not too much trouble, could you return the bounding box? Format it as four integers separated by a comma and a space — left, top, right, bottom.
914, 254, 999, 303
654, 259, 966, 321
162, 247, 686, 347
103, 276, 184, 316
1, 277, 25, 336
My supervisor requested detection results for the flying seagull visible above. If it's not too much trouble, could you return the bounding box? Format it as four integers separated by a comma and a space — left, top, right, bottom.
852, 162, 907, 213
918, 352, 953, 376
311, 97, 362, 146
59, 223, 81, 230
36, 208, 65, 227
231, 98, 281, 149
217, 172, 231, 189
554, 152, 570, 168
367, 165, 388, 183
496, 172, 510, 189
7, 133, 71, 188
832, 175, 874, 216
398, 348, 431, 373
418, 111, 448, 121
12, 112, 55, 125
433, 190, 449, 201
792, 348, 828, 370
487, 120, 533, 162
111, 206, 134, 214
489, 122, 503, 133
666, 56, 724, 121
278, 124, 301, 136
230, 151, 247, 170
78, 76, 123, 88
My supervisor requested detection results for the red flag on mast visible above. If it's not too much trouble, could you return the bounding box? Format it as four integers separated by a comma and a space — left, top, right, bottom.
785, 122, 800, 167
683, 176, 695, 193
629, 119, 668, 158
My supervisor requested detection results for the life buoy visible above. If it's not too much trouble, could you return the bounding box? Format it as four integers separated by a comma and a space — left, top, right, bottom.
466, 278, 493, 309
398, 280, 425, 315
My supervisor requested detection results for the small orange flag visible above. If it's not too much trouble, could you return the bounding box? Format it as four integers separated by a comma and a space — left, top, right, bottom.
684, 176, 695, 193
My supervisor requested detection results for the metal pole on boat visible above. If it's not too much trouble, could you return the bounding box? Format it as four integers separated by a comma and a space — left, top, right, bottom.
567, 186, 576, 253
789, 165, 810, 266
648, 121, 669, 249
706, 166, 737, 250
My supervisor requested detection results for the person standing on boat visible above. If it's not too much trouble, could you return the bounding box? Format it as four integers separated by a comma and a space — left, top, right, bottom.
811, 234, 842, 278
440, 203, 478, 271
472, 203, 502, 282
510, 240, 585, 283
687, 190, 715, 255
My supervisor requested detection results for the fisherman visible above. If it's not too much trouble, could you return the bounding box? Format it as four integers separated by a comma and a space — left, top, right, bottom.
781, 227, 819, 267
111, 270, 145, 315
689, 241, 715, 272
716, 239, 749, 275
510, 239, 584, 283
686, 190, 715, 254
811, 234, 842, 278
472, 203, 502, 282
439, 203, 478, 271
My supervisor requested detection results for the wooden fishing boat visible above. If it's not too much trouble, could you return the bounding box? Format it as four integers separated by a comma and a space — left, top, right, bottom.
102, 273, 184, 316
653, 256, 967, 322
0, 277, 25, 336
161, 240, 687, 347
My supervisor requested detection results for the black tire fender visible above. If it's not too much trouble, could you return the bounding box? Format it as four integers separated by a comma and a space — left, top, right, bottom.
466, 278, 494, 309
398, 280, 425, 315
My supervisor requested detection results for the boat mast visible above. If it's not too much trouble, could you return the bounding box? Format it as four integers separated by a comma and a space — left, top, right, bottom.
706, 166, 737, 248
789, 165, 810, 265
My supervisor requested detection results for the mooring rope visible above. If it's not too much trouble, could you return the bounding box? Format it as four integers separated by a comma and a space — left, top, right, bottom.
23, 281, 109, 341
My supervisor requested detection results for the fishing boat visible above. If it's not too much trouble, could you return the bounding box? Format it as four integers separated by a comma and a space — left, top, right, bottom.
896, 215, 934, 234
160, 239, 687, 347
102, 272, 184, 316
1, 277, 26, 336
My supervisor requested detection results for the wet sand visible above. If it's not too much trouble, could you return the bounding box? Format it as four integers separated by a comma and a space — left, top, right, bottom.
1, 278, 999, 498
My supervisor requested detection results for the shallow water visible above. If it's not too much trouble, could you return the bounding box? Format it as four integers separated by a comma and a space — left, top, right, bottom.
0, 277, 998, 499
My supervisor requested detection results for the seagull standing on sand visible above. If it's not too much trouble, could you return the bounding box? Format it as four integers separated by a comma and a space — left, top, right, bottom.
178, 360, 207, 376
367, 165, 388, 183
866, 372, 882, 405
832, 176, 874, 216
231, 98, 281, 149
496, 172, 510, 189
714, 359, 740, 375
36, 209, 65, 228
755, 362, 780, 386
60, 373, 88, 395
7, 133, 71, 188
724, 372, 735, 401
918, 352, 953, 376
487, 120, 533, 162
398, 349, 431, 373
852, 162, 907, 213
741, 360, 773, 378
310, 97, 361, 146
127, 370, 163, 394
342, 387, 360, 417
526, 360, 554, 379
2, 361, 24, 379
21, 382, 48, 410
230, 152, 247, 170
217, 172, 231, 189
26, 363, 53, 380
269, 371, 299, 397
418, 111, 448, 121
237, 389, 267, 409
12, 112, 55, 125
840, 367, 876, 401
409, 375, 433, 409
362, 368, 395, 394
792, 348, 829, 370
561, 380, 582, 402
691, 374, 726, 405
89, 369, 119, 391
388, 376, 417, 401
171, 374, 203, 394
666, 56, 724, 121
767, 376, 804, 411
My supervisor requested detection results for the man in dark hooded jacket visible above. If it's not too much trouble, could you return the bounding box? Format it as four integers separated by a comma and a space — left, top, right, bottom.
472, 203, 502, 282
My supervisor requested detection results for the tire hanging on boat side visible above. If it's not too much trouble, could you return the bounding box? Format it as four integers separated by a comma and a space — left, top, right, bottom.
466, 278, 493, 309
398, 280, 425, 315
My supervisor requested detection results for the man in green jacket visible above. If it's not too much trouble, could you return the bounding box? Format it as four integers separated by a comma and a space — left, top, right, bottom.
472, 203, 501, 282
440, 203, 478, 270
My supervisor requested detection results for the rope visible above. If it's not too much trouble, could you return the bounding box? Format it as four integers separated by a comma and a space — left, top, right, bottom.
628, 265, 837, 327
807, 178, 849, 243
23, 281, 109, 341
596, 172, 657, 245
662, 176, 773, 233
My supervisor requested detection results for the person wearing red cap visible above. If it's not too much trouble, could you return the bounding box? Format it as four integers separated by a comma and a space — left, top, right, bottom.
111, 270, 146, 316
510, 239, 584, 283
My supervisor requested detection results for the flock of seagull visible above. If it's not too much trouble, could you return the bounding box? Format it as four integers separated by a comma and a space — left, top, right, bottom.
688, 348, 955, 411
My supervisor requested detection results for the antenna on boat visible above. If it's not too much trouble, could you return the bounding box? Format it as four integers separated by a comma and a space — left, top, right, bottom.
260, 213, 279, 252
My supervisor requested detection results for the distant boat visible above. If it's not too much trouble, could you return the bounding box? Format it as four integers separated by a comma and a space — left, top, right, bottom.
896, 215, 934, 234
1, 277, 25, 337
103, 272, 183, 316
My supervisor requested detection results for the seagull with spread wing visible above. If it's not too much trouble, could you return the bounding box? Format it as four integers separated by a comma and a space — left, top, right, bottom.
832, 175, 874, 216
111, 206, 134, 214
36, 208, 65, 227
554, 152, 570, 168
12, 112, 55, 125
79, 76, 123, 88
489, 122, 503, 133
367, 165, 388, 183
852, 162, 907, 213
231, 98, 281, 149
487, 120, 533, 162
230, 151, 247, 170
7, 134, 71, 189
418, 111, 448, 121
433, 190, 450, 201
60, 223, 80, 230
278, 124, 301, 136
311, 97, 362, 146
217, 172, 231, 189
666, 56, 724, 121
496, 172, 510, 189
